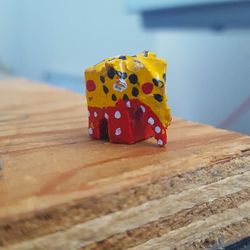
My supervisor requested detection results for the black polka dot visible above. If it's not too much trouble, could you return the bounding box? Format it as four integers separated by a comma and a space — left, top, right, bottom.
129, 74, 137, 84
163, 73, 166, 81
122, 73, 127, 79
100, 76, 105, 83
143, 50, 149, 57
107, 67, 115, 79
154, 94, 163, 102
152, 78, 159, 87
153, 78, 164, 88
118, 55, 126, 60
103, 85, 109, 94
131, 55, 137, 57
123, 94, 129, 101
112, 94, 117, 101
132, 87, 139, 97
116, 71, 127, 79
159, 81, 164, 88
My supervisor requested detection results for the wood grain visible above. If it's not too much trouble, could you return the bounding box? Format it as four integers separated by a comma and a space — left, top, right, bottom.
0, 78, 249, 249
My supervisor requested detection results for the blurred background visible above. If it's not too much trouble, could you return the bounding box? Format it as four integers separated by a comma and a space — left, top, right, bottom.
0, 0, 249, 134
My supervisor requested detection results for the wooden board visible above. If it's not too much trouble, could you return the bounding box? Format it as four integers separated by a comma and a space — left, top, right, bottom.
0, 78, 249, 250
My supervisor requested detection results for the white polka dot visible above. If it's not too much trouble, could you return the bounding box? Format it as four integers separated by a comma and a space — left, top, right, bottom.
88, 128, 93, 135
148, 117, 154, 125
157, 139, 163, 146
140, 105, 145, 113
126, 101, 131, 108
104, 113, 109, 119
114, 111, 121, 119
115, 128, 121, 136
88, 110, 90, 117
94, 111, 97, 118
155, 126, 161, 134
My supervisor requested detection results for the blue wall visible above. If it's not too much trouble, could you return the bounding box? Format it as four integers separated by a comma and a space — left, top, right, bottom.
0, 0, 154, 82
154, 30, 250, 134
0, 1, 18, 74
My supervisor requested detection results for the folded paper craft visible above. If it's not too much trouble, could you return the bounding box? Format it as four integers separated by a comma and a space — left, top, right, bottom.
84, 51, 171, 146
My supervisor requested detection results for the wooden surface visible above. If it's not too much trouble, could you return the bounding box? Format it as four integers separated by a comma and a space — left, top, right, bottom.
0, 78, 250, 250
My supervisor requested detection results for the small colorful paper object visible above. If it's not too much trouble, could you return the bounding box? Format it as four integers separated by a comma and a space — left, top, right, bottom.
84, 51, 171, 146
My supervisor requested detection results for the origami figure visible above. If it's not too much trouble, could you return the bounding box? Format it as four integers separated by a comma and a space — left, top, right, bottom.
84, 51, 171, 146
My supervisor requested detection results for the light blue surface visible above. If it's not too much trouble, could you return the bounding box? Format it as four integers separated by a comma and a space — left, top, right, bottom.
127, 0, 239, 11
128, 0, 250, 30
0, 0, 154, 82
154, 30, 250, 134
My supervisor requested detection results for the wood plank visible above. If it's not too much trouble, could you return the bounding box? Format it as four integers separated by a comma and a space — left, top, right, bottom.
5, 171, 250, 250
0, 78, 249, 249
